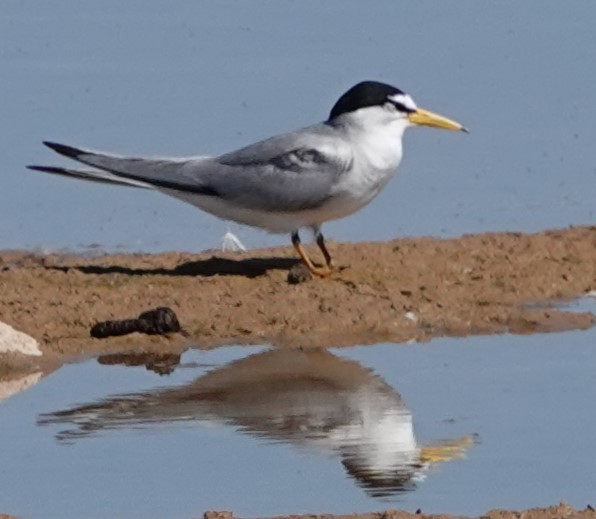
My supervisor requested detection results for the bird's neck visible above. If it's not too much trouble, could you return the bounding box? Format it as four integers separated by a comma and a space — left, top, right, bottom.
354, 122, 405, 173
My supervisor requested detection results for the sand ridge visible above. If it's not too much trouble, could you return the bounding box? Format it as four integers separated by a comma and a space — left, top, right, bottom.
0, 226, 593, 361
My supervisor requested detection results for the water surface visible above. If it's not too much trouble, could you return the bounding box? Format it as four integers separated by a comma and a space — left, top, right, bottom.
2, 330, 596, 518
2, 1, 595, 252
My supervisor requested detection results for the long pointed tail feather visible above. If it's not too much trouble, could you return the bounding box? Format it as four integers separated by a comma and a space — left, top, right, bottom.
43, 141, 85, 160
37, 141, 218, 196
27, 165, 151, 188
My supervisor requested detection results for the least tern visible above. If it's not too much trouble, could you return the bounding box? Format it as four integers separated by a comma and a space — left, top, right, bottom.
29, 81, 466, 276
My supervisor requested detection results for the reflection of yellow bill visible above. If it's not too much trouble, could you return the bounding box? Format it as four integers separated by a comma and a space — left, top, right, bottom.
409, 107, 468, 132
420, 435, 475, 464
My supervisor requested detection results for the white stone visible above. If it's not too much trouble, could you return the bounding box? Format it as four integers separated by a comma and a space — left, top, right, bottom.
404, 311, 418, 323
0, 322, 42, 356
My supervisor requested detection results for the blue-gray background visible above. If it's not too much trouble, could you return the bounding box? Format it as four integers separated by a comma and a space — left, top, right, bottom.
2, 4, 596, 518
3, 332, 596, 519
2, 1, 595, 252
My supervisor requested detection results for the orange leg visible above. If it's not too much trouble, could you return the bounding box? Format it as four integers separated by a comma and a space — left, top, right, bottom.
315, 230, 335, 268
291, 231, 337, 277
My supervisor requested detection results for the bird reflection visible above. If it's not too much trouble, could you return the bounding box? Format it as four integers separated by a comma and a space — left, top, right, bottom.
38, 348, 472, 497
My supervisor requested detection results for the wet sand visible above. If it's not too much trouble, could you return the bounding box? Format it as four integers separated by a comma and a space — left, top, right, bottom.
1, 226, 594, 363
205, 504, 596, 519
1, 227, 595, 519
2, 503, 595, 519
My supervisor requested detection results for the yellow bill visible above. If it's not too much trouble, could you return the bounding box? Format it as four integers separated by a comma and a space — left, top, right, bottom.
408, 107, 468, 132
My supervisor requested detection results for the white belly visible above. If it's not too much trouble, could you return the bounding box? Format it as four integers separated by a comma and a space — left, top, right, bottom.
163, 190, 380, 233
159, 160, 400, 233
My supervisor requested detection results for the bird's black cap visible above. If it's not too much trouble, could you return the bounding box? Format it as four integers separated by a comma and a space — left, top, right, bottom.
329, 81, 406, 120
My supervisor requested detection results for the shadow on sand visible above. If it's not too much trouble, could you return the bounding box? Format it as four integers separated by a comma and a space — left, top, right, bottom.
47, 256, 300, 279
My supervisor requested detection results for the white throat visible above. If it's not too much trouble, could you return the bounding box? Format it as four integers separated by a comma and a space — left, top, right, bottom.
355, 118, 406, 172
322, 111, 409, 222
339, 106, 409, 172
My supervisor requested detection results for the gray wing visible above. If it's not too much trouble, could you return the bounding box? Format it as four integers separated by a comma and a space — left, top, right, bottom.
209, 125, 354, 211
36, 142, 219, 196
35, 124, 353, 212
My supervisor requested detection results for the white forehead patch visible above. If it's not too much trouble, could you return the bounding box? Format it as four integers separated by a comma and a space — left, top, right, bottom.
388, 93, 417, 111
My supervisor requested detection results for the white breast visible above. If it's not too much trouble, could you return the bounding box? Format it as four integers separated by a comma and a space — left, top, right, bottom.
329, 120, 405, 212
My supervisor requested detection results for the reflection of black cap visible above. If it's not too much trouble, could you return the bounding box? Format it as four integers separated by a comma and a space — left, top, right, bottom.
341, 455, 423, 498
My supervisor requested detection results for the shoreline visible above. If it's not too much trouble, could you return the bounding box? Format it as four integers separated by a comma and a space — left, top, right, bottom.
0, 225, 594, 366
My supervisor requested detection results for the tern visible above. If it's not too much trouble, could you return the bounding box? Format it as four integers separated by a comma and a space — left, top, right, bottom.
29, 81, 466, 276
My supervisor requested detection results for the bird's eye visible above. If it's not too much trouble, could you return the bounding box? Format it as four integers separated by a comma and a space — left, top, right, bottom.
384, 102, 397, 112
392, 101, 411, 113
